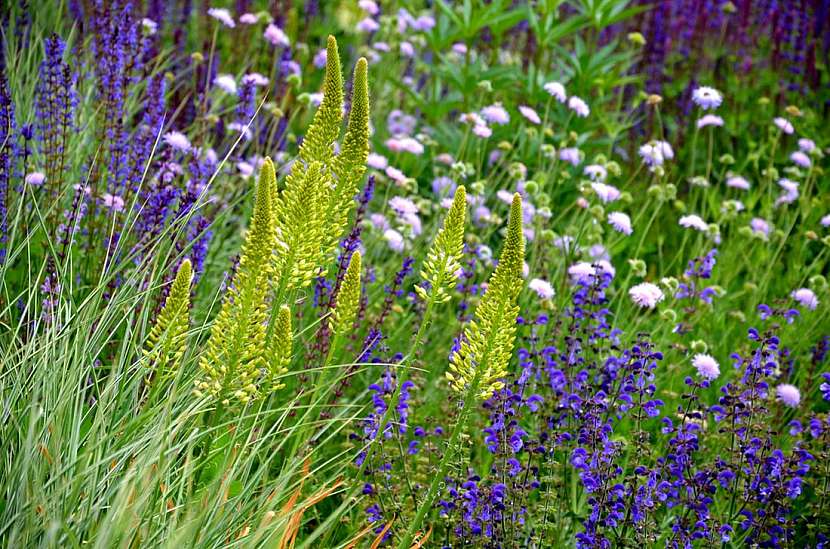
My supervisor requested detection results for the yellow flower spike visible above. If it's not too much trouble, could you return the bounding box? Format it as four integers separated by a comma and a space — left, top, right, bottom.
326, 57, 370, 252
267, 304, 293, 391
300, 35, 343, 165
446, 193, 525, 400
145, 259, 192, 381
331, 250, 362, 338
416, 185, 467, 304
195, 159, 277, 406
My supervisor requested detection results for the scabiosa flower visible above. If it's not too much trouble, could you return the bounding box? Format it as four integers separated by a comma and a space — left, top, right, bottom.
383, 228, 404, 252
367, 153, 387, 170
567, 96, 590, 117
528, 278, 554, 299
727, 175, 751, 190
790, 150, 811, 168
583, 164, 607, 181
776, 383, 801, 407
691, 86, 723, 110
590, 182, 620, 203
357, 17, 380, 32
638, 142, 665, 167
385, 136, 424, 155
629, 282, 664, 309
163, 131, 191, 152
679, 214, 708, 232
774, 116, 794, 134
25, 172, 46, 186
692, 353, 720, 380
543, 81, 566, 102
385, 166, 406, 183
559, 147, 581, 166
207, 7, 235, 28
791, 288, 818, 310
472, 124, 492, 138
518, 105, 540, 124
480, 103, 509, 125
776, 178, 799, 206
358, 0, 379, 14
213, 73, 237, 94
101, 193, 125, 212
607, 212, 632, 235
750, 217, 772, 238
264, 23, 290, 47
697, 114, 724, 128
798, 138, 816, 152
821, 214, 830, 227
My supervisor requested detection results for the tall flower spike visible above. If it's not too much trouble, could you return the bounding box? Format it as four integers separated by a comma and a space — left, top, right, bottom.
447, 193, 524, 400
331, 250, 362, 338
267, 304, 293, 391
270, 37, 369, 296
144, 259, 192, 380
299, 35, 343, 165
195, 159, 277, 407
416, 185, 466, 304
325, 56, 370, 253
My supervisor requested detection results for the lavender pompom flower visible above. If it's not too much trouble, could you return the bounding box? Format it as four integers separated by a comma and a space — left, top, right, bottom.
776, 384, 801, 407
629, 282, 664, 309
691, 86, 723, 110
692, 353, 720, 380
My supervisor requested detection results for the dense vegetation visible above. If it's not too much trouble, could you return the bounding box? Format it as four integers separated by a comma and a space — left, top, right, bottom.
1, 1, 829, 547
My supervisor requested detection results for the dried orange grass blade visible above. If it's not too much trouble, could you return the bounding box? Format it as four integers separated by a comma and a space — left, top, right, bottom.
278, 477, 344, 549
343, 523, 378, 549
409, 526, 433, 548
370, 520, 395, 549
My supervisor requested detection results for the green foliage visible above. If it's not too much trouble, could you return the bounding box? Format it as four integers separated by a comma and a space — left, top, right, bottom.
195, 159, 277, 406
143, 259, 192, 382
416, 185, 467, 304
446, 193, 525, 399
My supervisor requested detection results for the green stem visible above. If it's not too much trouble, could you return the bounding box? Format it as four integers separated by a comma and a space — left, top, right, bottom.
396, 372, 481, 549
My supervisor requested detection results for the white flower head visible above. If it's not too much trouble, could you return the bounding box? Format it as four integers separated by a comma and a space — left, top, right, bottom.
543, 81, 567, 102
629, 282, 664, 309
791, 288, 819, 310
607, 211, 632, 235
264, 23, 290, 47
163, 131, 191, 152
790, 151, 811, 168
776, 384, 801, 407
528, 278, 555, 300
591, 182, 620, 203
726, 175, 750, 190
583, 164, 607, 182
692, 353, 720, 380
697, 114, 724, 128
774, 117, 794, 134
207, 8, 235, 28
213, 74, 237, 94
568, 96, 590, 117
481, 103, 510, 125
518, 105, 541, 125
692, 86, 723, 110
679, 214, 708, 232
